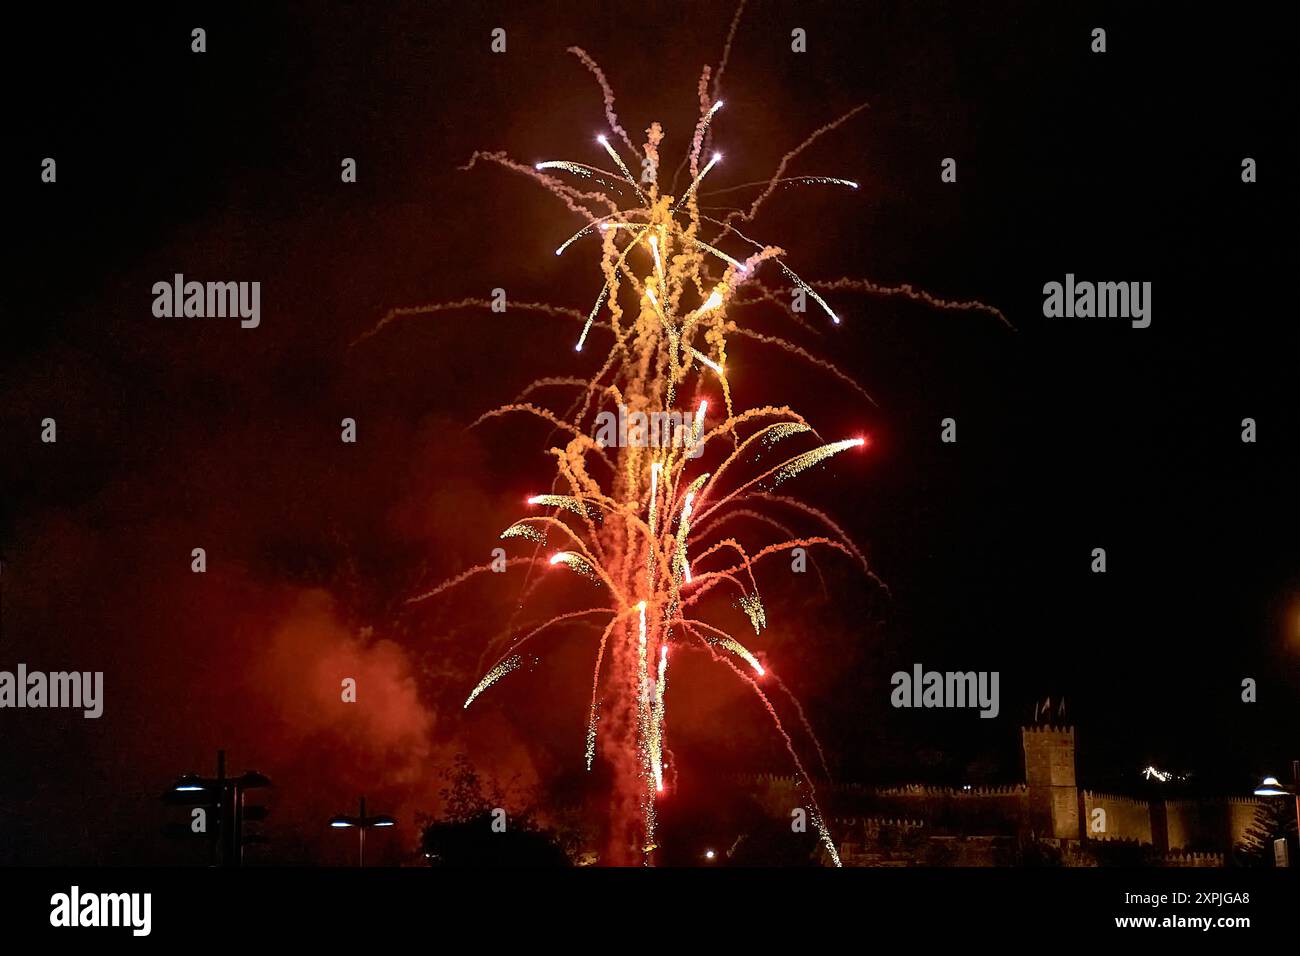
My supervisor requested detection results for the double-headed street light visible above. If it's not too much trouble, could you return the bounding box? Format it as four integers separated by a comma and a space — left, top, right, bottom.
328, 796, 396, 867
166, 750, 271, 866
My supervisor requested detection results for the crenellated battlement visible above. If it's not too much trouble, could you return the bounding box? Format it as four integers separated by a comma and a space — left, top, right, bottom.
1021, 724, 1075, 736
833, 816, 925, 829
1082, 790, 1150, 810
1162, 795, 1263, 808
875, 783, 1027, 798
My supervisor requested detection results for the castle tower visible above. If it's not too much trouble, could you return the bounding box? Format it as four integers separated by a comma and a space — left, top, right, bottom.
1022, 725, 1080, 841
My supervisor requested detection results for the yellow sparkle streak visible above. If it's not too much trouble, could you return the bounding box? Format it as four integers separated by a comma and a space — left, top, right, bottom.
645, 286, 665, 318
549, 550, 600, 582
553, 213, 621, 257
648, 462, 662, 535
534, 159, 619, 182
585, 700, 600, 771
636, 600, 653, 789
711, 634, 765, 677
529, 494, 595, 519
739, 593, 767, 634
761, 421, 812, 446
769, 437, 865, 488
597, 135, 648, 206
500, 522, 546, 544
699, 98, 724, 134
649, 234, 665, 284
674, 490, 697, 583
686, 234, 748, 272
689, 347, 723, 376
779, 260, 840, 324
811, 808, 842, 867
651, 644, 667, 792
575, 283, 610, 352
676, 151, 723, 209
698, 289, 725, 314
465, 654, 524, 708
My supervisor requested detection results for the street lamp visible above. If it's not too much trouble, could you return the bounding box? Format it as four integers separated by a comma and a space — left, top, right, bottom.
328, 796, 396, 867
1252, 759, 1300, 867
1254, 776, 1290, 796
166, 750, 271, 866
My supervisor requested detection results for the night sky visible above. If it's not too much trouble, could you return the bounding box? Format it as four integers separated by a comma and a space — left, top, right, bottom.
3, 1, 1296, 864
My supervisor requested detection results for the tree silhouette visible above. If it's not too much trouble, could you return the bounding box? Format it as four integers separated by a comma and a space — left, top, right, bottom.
1233, 797, 1298, 867
417, 754, 571, 867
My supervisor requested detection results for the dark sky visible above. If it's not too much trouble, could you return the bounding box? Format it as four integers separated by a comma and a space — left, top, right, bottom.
3, 1, 1296, 864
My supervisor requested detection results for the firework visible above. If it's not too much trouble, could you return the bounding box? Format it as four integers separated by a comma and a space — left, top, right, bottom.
464, 655, 524, 709
366, 20, 1004, 867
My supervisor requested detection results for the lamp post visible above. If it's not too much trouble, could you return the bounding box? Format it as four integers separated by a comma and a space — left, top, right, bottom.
1252, 759, 1300, 867
328, 796, 396, 867
167, 750, 271, 866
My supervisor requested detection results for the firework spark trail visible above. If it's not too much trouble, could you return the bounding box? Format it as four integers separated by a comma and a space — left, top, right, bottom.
777, 260, 842, 325
770, 670, 834, 783
696, 417, 814, 504
652, 644, 668, 792
465, 655, 524, 708
568, 47, 641, 157
407, 556, 549, 604
549, 550, 607, 586
512, 376, 592, 403
692, 536, 762, 600
729, 281, 820, 333
694, 212, 845, 327
767, 437, 867, 488
690, 507, 833, 595
669, 71, 717, 195
479, 607, 614, 678
703, 175, 859, 196
746, 492, 887, 591
813, 277, 1014, 328
694, 438, 866, 527
691, 100, 724, 172
676, 151, 724, 209
576, 284, 611, 352
598, 135, 650, 207
692, 629, 841, 866
721, 102, 871, 231
685, 537, 857, 609
586, 698, 601, 770
352, 298, 586, 348
471, 404, 612, 461
688, 618, 765, 676
575, 224, 653, 351
554, 213, 623, 258
534, 160, 629, 195
462, 150, 618, 217
711, 0, 748, 104
527, 494, 598, 520
501, 522, 547, 544
738, 592, 766, 634
728, 328, 877, 405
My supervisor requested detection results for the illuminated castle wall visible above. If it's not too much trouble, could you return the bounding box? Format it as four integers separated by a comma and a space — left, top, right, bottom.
743, 722, 1265, 865
1025, 726, 1262, 853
